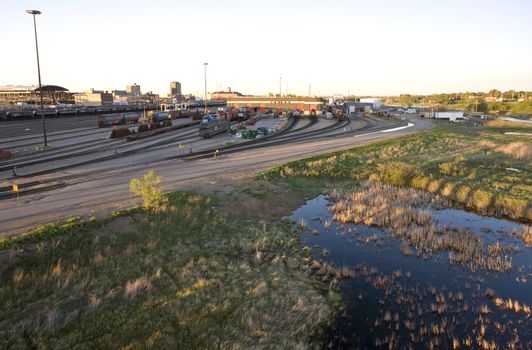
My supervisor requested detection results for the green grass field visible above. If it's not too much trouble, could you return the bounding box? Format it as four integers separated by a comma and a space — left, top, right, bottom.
261, 121, 532, 222
0, 192, 333, 349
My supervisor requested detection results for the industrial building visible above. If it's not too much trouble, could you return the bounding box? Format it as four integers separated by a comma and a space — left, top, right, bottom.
344, 101, 373, 113
0, 85, 75, 105
211, 88, 243, 100
170, 82, 182, 97
126, 83, 141, 97
112, 90, 129, 98
359, 98, 382, 110
227, 96, 323, 114
74, 89, 114, 106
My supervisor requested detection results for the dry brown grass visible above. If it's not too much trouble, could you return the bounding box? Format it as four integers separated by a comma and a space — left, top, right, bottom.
485, 119, 532, 129
124, 276, 153, 298
329, 181, 514, 271
513, 225, 532, 246
11, 267, 24, 284
496, 142, 532, 161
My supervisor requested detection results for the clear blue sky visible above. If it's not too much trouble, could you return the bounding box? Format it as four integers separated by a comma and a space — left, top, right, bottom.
1, 0, 531, 96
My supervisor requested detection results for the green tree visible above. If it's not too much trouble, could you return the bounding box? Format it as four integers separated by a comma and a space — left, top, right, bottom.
488, 89, 501, 97
503, 90, 517, 100
130, 171, 165, 211
398, 94, 417, 106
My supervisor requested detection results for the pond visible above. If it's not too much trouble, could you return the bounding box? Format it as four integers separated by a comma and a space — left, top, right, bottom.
290, 195, 531, 349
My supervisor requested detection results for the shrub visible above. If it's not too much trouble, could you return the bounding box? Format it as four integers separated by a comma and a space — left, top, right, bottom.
439, 156, 467, 176
411, 173, 432, 190
510, 100, 532, 114
427, 179, 442, 193
494, 195, 529, 220
373, 162, 416, 187
129, 171, 165, 211
470, 189, 492, 211
456, 185, 472, 203
441, 183, 455, 197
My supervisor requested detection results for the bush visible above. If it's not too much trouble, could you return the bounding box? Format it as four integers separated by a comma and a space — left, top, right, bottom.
411, 173, 432, 190
470, 189, 492, 211
510, 100, 532, 114
129, 171, 165, 211
439, 156, 467, 176
373, 162, 416, 187
456, 185, 472, 202
494, 195, 529, 220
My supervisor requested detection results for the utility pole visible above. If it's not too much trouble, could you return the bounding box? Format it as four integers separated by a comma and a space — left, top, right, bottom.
308, 82, 311, 97
279, 77, 282, 96
203, 62, 208, 114
27, 9, 47, 147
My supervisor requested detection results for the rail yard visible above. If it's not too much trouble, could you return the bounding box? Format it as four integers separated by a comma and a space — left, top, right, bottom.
0, 108, 428, 233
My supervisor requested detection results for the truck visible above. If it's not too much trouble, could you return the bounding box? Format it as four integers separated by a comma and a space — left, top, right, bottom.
199, 114, 230, 138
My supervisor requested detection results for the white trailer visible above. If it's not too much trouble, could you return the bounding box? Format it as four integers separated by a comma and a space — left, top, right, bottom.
429, 111, 465, 122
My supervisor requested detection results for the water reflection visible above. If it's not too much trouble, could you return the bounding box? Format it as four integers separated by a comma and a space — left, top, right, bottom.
290, 195, 531, 349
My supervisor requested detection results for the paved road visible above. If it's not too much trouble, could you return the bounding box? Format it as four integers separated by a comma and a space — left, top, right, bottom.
0, 116, 432, 235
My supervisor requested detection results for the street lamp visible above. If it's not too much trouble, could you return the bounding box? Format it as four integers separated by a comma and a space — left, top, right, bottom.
26, 9, 47, 147
203, 62, 208, 114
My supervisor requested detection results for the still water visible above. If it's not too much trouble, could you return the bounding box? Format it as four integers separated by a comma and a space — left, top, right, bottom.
290, 195, 531, 349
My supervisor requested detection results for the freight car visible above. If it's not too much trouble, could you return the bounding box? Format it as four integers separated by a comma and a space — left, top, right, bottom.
199, 114, 230, 138
97, 114, 124, 128
122, 112, 140, 124
149, 111, 171, 123
97, 112, 140, 128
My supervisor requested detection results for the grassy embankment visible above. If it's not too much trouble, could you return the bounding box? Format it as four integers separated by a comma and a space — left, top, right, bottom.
0, 189, 337, 348
261, 121, 532, 223
423, 100, 532, 115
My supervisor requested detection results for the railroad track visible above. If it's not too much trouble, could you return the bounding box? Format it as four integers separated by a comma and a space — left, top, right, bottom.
0, 180, 67, 200
180, 117, 353, 160
0, 118, 297, 180
0, 133, 128, 164
0, 116, 405, 200
0, 127, 110, 149
179, 116, 405, 162
0, 122, 203, 179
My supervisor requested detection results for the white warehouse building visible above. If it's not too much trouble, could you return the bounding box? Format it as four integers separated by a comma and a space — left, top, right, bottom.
359, 98, 382, 110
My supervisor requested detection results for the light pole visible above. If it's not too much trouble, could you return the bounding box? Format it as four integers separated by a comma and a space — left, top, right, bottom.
203, 62, 208, 114
26, 9, 48, 147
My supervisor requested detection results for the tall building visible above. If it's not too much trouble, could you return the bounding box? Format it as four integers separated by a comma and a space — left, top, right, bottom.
170, 82, 181, 97
126, 83, 141, 97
